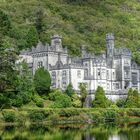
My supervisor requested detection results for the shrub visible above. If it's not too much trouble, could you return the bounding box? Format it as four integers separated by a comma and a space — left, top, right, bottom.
127, 109, 140, 117
32, 94, 44, 108
48, 112, 59, 124
103, 109, 118, 122
90, 111, 103, 123
29, 110, 46, 122
36, 100, 44, 108
71, 94, 81, 108
20, 92, 31, 104
116, 98, 126, 108
12, 96, 23, 107
59, 109, 80, 117
49, 90, 72, 108
125, 89, 140, 108
0, 94, 11, 108
48, 90, 58, 101
2, 110, 16, 122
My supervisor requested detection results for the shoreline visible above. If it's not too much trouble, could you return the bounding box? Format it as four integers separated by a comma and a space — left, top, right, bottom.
1, 108, 140, 125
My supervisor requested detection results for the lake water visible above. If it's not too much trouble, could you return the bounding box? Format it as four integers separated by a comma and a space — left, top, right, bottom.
0, 122, 140, 140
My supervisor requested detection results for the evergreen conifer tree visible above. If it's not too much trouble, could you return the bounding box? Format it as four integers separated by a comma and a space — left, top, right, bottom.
92, 86, 111, 108
79, 83, 87, 107
65, 83, 75, 97
34, 67, 51, 95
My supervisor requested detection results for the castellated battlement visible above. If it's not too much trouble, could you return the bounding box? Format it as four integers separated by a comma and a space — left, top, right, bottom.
20, 33, 140, 101
106, 33, 115, 40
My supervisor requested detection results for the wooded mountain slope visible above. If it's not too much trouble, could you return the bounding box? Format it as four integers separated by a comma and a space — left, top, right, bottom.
0, 0, 140, 62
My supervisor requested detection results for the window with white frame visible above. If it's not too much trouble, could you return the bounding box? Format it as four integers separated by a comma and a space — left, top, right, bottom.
112, 72, 115, 79
107, 70, 109, 79
51, 71, 56, 88
124, 59, 130, 66
124, 70, 130, 79
62, 70, 67, 76
62, 70, 67, 88
113, 83, 116, 90
102, 69, 106, 79
116, 83, 119, 89
37, 61, 43, 68
107, 83, 110, 90
84, 69, 88, 77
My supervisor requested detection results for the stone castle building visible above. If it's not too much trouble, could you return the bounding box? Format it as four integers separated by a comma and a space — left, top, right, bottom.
20, 33, 140, 100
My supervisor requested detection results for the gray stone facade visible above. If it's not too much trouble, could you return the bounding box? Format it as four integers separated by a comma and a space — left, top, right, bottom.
20, 33, 140, 100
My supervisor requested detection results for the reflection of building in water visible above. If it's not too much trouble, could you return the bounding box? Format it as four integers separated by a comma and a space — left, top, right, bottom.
20, 34, 140, 100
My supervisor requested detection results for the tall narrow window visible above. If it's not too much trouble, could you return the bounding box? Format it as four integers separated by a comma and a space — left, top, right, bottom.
97, 68, 100, 79
62, 70, 67, 88
52, 71, 56, 88
84, 69, 88, 77
102, 69, 106, 79
38, 61, 43, 68
77, 70, 81, 78
132, 72, 137, 85
107, 70, 109, 79
113, 72, 115, 79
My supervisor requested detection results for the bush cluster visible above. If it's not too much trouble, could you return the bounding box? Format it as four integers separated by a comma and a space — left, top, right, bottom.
49, 90, 72, 108
32, 94, 44, 108
103, 109, 118, 122
2, 110, 16, 122
59, 109, 80, 117
29, 110, 50, 122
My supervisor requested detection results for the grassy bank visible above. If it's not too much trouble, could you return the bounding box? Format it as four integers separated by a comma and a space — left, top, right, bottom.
1, 108, 140, 125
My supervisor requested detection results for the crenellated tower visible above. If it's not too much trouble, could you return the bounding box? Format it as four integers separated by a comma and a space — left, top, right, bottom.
51, 35, 63, 52
106, 33, 115, 58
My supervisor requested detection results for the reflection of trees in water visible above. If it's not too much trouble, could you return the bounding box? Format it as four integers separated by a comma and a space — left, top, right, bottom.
1, 123, 140, 140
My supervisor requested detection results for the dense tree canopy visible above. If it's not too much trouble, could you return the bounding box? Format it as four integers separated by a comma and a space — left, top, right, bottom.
0, 0, 140, 62
0, 10, 11, 37
0, 10, 17, 92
